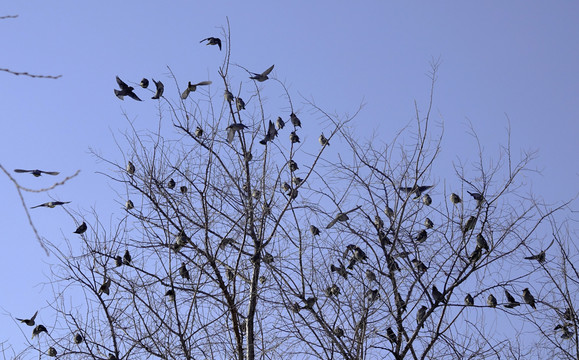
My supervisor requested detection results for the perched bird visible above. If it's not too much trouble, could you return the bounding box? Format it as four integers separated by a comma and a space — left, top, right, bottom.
251, 189, 261, 199
139, 78, 149, 88
14, 169, 59, 177
292, 176, 303, 186
504, 290, 520, 308
366, 289, 380, 302
115, 255, 123, 267
181, 81, 212, 99
74, 333, 83, 344
259, 120, 278, 145
462, 216, 477, 233
386, 255, 400, 272
417, 305, 427, 327
476, 233, 489, 252
226, 123, 248, 143
290, 302, 301, 313
179, 263, 190, 280
289, 131, 300, 143
123, 250, 131, 265
563, 307, 575, 322
126, 161, 135, 175
310, 225, 320, 236
74, 222, 87, 234
276, 116, 285, 129
330, 262, 350, 279
465, 293, 474, 306
47, 347, 57, 357
235, 97, 246, 111
125, 200, 134, 210
114, 76, 142, 101
416, 229, 427, 243
395, 292, 407, 313
524, 250, 546, 264
200, 37, 222, 50
165, 289, 175, 301
319, 133, 330, 146
180, 186, 188, 194
468, 246, 482, 264
385, 205, 395, 218
219, 237, 235, 250
32, 324, 48, 339
288, 160, 298, 172
561, 327, 573, 340
224, 90, 234, 103
16, 311, 38, 326
399, 185, 433, 199
193, 126, 203, 138
450, 193, 461, 204
326, 284, 340, 297
249, 64, 274, 82
374, 215, 384, 230
386, 327, 397, 344
31, 201, 70, 209
327, 206, 360, 229
108, 353, 118, 360
412, 258, 428, 273
424, 218, 434, 229
467, 191, 484, 206
432, 286, 446, 304
302, 296, 317, 310
289, 188, 299, 200
98, 278, 111, 295
522, 288, 536, 309
290, 113, 301, 128
259, 276, 267, 284
422, 194, 432, 206
281, 182, 291, 192
346, 244, 368, 263
151, 79, 164, 99
487, 294, 497, 308
167, 178, 175, 189
263, 252, 274, 264
333, 327, 344, 338
365, 270, 377, 282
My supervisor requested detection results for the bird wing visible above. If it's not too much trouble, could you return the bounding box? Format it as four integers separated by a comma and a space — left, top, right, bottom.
181, 88, 191, 100
127, 92, 142, 101
14, 169, 32, 173
194, 81, 212, 86
41, 171, 60, 175
261, 64, 275, 76
326, 218, 339, 229
200, 38, 209, 43
30, 203, 46, 209
30, 311, 38, 321
116, 76, 129, 90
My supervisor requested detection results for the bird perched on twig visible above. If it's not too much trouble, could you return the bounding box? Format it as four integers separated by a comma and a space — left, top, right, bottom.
114, 76, 142, 101
179, 263, 190, 280
290, 113, 301, 128
276, 116, 285, 129
125, 200, 134, 210
319, 133, 330, 146
330, 261, 351, 279
476, 233, 489, 252
167, 178, 175, 189
432, 286, 446, 305
422, 194, 432, 206
16, 311, 38, 326
115, 255, 123, 267
468, 246, 482, 264
415, 229, 428, 243
310, 225, 320, 236
31, 201, 70, 209
327, 206, 361, 228
524, 250, 546, 264
74, 333, 83, 344
523, 288, 536, 309
224, 90, 234, 103
165, 289, 175, 301
385, 205, 395, 218
417, 306, 427, 327
123, 250, 132, 265
412, 259, 428, 273
462, 216, 477, 233
450, 193, 461, 204
504, 289, 520, 308
126, 161, 135, 175
236, 97, 246, 111
47, 347, 57, 357
365, 270, 377, 283
74, 222, 87, 234
464, 294, 474, 306
399, 185, 433, 199
14, 169, 59, 177
302, 296, 317, 310
139, 78, 149, 88
288, 160, 298, 172
250, 64, 274, 82
467, 191, 484, 207
32, 324, 48, 339
181, 81, 212, 99
487, 294, 497, 308
226, 123, 248, 143
99, 278, 111, 295
289, 131, 300, 143
200, 37, 222, 50
386, 327, 397, 344
424, 218, 434, 229
151, 79, 164, 99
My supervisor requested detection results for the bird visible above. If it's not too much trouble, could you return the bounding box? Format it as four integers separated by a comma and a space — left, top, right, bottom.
327, 206, 360, 229
468, 246, 482, 264
467, 191, 484, 206
263, 253, 274, 264
167, 178, 175, 189
302, 296, 317, 310
424, 218, 434, 229
74, 222, 87, 234
422, 194, 432, 206
450, 193, 461, 204
108, 353, 118, 360
180, 186, 188, 194
366, 289, 380, 302
415, 229, 427, 243
561, 327, 573, 340
290, 113, 301, 128
524, 250, 546, 264
504, 290, 520, 308
47, 347, 57, 357
31, 201, 70, 209
432, 286, 445, 304
31, 324, 48, 339
99, 278, 111, 295
249, 64, 274, 82
417, 305, 427, 327
139, 78, 149, 88
310, 225, 320, 236
385, 205, 395, 218
374, 215, 384, 230
114, 76, 142, 101
236, 97, 246, 111
288, 160, 299, 172
462, 216, 477, 233
366, 270, 377, 282
395, 292, 407, 313
330, 262, 350, 279
14, 169, 59, 177
16, 311, 38, 326
179, 263, 190, 280
326, 284, 341, 297
224, 90, 234, 103
200, 37, 222, 50
194, 126, 203, 138
333, 327, 344, 338
522, 288, 536, 309
276, 116, 285, 129
181, 81, 212, 99
487, 294, 497, 308
385, 255, 400, 272
123, 250, 131, 265
289, 131, 300, 143
292, 176, 303, 186
399, 185, 433, 199
281, 182, 291, 193
126, 161, 135, 175
151, 79, 164, 99
319, 133, 330, 146
259, 120, 278, 145
226, 123, 248, 143
386, 327, 397, 344
345, 244, 367, 263
126, 200, 134, 210
476, 233, 489, 252
563, 307, 575, 321
74, 333, 83, 344
412, 259, 428, 273
465, 293, 474, 306
165, 289, 175, 301
115, 255, 123, 267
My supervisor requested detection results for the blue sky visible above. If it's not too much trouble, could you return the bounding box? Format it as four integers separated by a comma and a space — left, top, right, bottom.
1, 0, 578, 353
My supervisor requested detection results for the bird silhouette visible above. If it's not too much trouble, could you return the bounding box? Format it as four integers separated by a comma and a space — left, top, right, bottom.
366, 289, 380, 302
139, 78, 149, 88
399, 185, 433, 199
179, 263, 190, 280
236, 97, 246, 111
114, 76, 142, 101
524, 250, 546, 264
468, 246, 482, 264
194, 126, 203, 138
385, 205, 395, 218
165, 289, 175, 300
467, 191, 484, 206
412, 259, 428, 273
276, 116, 285, 129
386, 327, 397, 344
74, 222, 87, 234
417, 305, 427, 327
415, 229, 428, 243
476, 233, 489, 252
126, 161, 135, 175
259, 120, 278, 145
523, 288, 536, 309
224, 90, 234, 103
333, 327, 344, 338
14, 169, 59, 177
288, 160, 298, 172
462, 216, 477, 233
289, 131, 300, 143
16, 311, 38, 326
504, 289, 520, 308
200, 37, 222, 50
31, 201, 70, 209
319, 133, 330, 146
302, 296, 317, 310
32, 324, 48, 339
487, 294, 497, 308
151, 79, 164, 99
226, 123, 248, 143
330, 261, 350, 279
74, 333, 83, 344
47, 347, 57, 357
180, 186, 188, 194
290, 113, 301, 128
123, 250, 131, 265
422, 194, 432, 206
310, 225, 320, 236
450, 193, 461, 204
181, 81, 212, 99
432, 286, 446, 304
126, 200, 134, 210
365, 270, 377, 282
99, 278, 111, 295
327, 206, 361, 228
424, 218, 434, 229
250, 64, 274, 82
465, 294, 474, 306
115, 255, 123, 267
167, 178, 175, 189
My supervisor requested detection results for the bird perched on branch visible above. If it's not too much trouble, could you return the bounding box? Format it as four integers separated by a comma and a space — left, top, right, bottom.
151, 79, 164, 99
523, 288, 536, 309
424, 218, 434, 229
165, 289, 175, 301
504, 289, 520, 308
399, 185, 433, 199
179, 263, 190, 280
465, 294, 474, 306
290, 113, 301, 128
310, 225, 320, 236
181, 81, 212, 99
487, 294, 497, 308
125, 200, 134, 210
327, 206, 361, 229
47, 347, 57, 357
386, 327, 397, 344
139, 78, 149, 88
276, 116, 285, 129
302, 296, 317, 310
476, 233, 489, 252
98, 278, 111, 295
14, 169, 59, 177
422, 194, 432, 205
462, 216, 477, 233
432, 286, 446, 304
126, 161, 135, 175
250, 64, 274, 82
450, 193, 461, 204
74, 333, 83, 344
224, 90, 234, 103
16, 311, 38, 326
31, 201, 70, 209
236, 97, 246, 111
32, 324, 48, 339
524, 250, 546, 264
200, 37, 222, 50
417, 306, 427, 327
366, 270, 377, 283
74, 222, 87, 234
385, 205, 395, 218
415, 229, 428, 243
226, 123, 248, 143
467, 191, 484, 207
319, 133, 330, 146
167, 178, 175, 189
123, 250, 132, 265
288, 160, 298, 172
289, 131, 300, 144
330, 261, 350, 279
114, 76, 142, 101
412, 259, 428, 273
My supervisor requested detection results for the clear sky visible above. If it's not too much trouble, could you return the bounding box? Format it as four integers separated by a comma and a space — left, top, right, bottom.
1, 0, 578, 354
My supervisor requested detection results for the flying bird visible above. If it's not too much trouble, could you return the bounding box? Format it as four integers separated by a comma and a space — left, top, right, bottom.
249, 64, 274, 82
522, 288, 536, 309
450, 193, 461, 204
524, 250, 546, 264
276, 116, 285, 129
200, 37, 222, 50
181, 81, 212, 99
226, 123, 248, 143
151, 79, 164, 99
290, 113, 301, 128
487, 294, 497, 308
326, 206, 361, 228
236, 97, 246, 111
74, 222, 87, 234
31, 201, 70, 209
259, 120, 278, 145
16, 311, 38, 326
399, 185, 433, 199
319, 133, 330, 146
99, 278, 111, 295
14, 169, 59, 177
139, 78, 149, 88
114, 76, 142, 101
32, 324, 48, 339
504, 289, 520, 308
